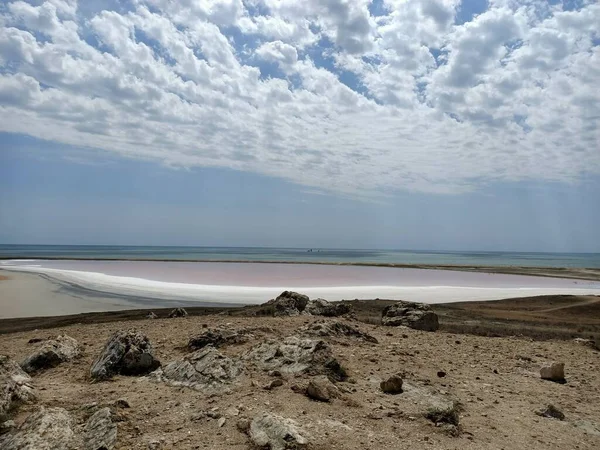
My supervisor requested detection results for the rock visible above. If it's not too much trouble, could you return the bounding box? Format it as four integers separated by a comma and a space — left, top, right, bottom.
168, 308, 188, 318
146, 312, 158, 319
381, 301, 439, 331
148, 346, 242, 393
249, 413, 307, 450
380, 374, 404, 394
540, 362, 565, 383
304, 299, 351, 317
27, 338, 45, 344
244, 336, 347, 381
188, 328, 249, 350
264, 379, 284, 390
217, 417, 226, 427
113, 398, 130, 408
536, 404, 565, 420
1, 420, 16, 432
20, 335, 81, 374
83, 407, 117, 450
573, 337, 598, 351
0, 407, 78, 449
300, 321, 378, 343
147, 439, 164, 450
262, 291, 310, 316
90, 330, 161, 381
306, 376, 338, 402
437, 371, 446, 378
0, 355, 36, 420
236, 418, 251, 434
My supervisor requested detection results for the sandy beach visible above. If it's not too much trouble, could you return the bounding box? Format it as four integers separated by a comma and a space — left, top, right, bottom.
1, 260, 600, 319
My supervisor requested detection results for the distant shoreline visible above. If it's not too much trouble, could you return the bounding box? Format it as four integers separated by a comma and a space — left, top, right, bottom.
1, 256, 600, 281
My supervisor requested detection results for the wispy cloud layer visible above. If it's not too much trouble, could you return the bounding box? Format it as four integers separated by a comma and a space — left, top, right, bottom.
0, 0, 598, 195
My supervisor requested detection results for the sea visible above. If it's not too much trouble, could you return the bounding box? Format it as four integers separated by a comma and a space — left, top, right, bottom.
1, 245, 599, 268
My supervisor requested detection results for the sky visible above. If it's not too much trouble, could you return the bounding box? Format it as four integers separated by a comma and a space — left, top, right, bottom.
0, 0, 599, 252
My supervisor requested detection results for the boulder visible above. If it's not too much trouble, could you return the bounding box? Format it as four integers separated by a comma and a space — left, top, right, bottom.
0, 407, 78, 449
148, 346, 242, 393
306, 376, 339, 402
188, 328, 249, 350
244, 336, 347, 381
249, 413, 307, 450
262, 291, 310, 316
381, 301, 439, 331
83, 407, 117, 450
540, 362, 565, 383
20, 335, 81, 374
90, 330, 161, 381
300, 321, 378, 343
380, 374, 404, 394
304, 299, 351, 317
0, 355, 36, 420
146, 312, 158, 319
168, 308, 188, 318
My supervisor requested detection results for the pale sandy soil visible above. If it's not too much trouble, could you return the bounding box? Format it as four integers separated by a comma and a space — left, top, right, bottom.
1, 314, 599, 449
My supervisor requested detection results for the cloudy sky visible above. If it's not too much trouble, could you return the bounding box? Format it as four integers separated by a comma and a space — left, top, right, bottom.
0, 0, 599, 251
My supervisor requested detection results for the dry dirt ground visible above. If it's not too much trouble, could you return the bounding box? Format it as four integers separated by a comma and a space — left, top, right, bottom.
1, 312, 600, 449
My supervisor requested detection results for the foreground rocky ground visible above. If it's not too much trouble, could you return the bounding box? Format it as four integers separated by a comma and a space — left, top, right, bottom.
1, 295, 599, 449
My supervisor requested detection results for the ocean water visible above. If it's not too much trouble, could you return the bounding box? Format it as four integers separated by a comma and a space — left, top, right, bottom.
0, 245, 599, 268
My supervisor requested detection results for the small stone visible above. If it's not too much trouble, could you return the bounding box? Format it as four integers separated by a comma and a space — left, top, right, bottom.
218, 417, 226, 427
437, 371, 446, 378
236, 418, 251, 434
380, 374, 403, 394
306, 376, 336, 402
264, 379, 284, 390
113, 398, 130, 408
536, 404, 565, 420
540, 362, 565, 383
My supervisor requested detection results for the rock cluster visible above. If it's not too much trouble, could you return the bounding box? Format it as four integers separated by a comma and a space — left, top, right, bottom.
20, 335, 81, 374
168, 308, 188, 318
244, 336, 347, 381
300, 320, 378, 343
0, 406, 118, 450
188, 328, 249, 350
261, 291, 351, 317
0, 355, 35, 420
90, 330, 161, 381
149, 346, 242, 392
381, 301, 439, 331
304, 298, 351, 317
249, 413, 307, 450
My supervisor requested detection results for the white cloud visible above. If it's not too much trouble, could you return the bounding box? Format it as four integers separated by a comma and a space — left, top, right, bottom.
0, 0, 598, 196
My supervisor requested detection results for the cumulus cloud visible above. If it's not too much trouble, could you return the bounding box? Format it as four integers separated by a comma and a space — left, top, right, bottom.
0, 0, 598, 196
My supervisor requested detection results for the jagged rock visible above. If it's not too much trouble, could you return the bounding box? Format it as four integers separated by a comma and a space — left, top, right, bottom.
300, 321, 378, 343
306, 376, 339, 402
536, 404, 565, 420
0, 407, 79, 449
540, 362, 565, 383
244, 336, 347, 381
188, 328, 249, 350
304, 299, 351, 317
83, 407, 117, 450
380, 374, 404, 394
381, 301, 439, 331
168, 308, 188, 318
262, 291, 310, 316
0, 355, 36, 420
148, 346, 242, 392
249, 413, 308, 450
20, 335, 81, 374
573, 338, 598, 351
90, 330, 161, 381
146, 312, 158, 319
1, 420, 16, 432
